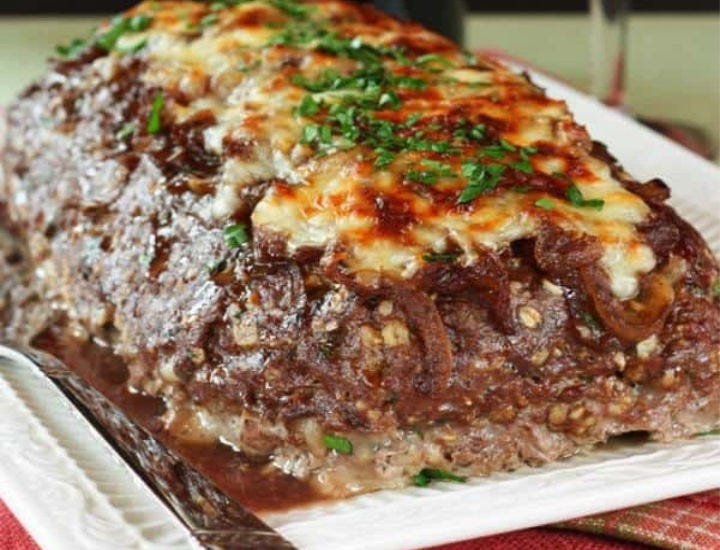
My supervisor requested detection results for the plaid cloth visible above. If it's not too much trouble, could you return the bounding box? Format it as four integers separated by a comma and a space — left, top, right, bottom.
431, 490, 720, 550
555, 490, 720, 550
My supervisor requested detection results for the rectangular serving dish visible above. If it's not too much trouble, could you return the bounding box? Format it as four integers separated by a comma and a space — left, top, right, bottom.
1, 68, 719, 550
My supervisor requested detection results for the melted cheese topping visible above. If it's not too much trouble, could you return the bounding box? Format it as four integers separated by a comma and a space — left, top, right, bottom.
116, 0, 655, 300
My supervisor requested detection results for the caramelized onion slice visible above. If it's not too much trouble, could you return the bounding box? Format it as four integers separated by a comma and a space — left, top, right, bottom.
580, 265, 675, 344
385, 284, 454, 396
418, 252, 515, 334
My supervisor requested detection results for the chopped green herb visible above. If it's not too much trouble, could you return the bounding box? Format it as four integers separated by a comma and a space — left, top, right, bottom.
404, 113, 422, 128
415, 53, 453, 71
565, 184, 605, 211
199, 13, 219, 29
374, 148, 396, 169
696, 428, 720, 437
147, 91, 165, 135
469, 124, 486, 140
296, 95, 321, 117
378, 90, 402, 109
457, 163, 505, 204
499, 138, 517, 151
519, 145, 538, 160
393, 75, 427, 89
55, 38, 87, 59
511, 159, 534, 174
534, 197, 555, 210
481, 144, 507, 159
128, 13, 152, 32
117, 38, 148, 54
301, 123, 333, 147
97, 16, 131, 51
116, 123, 136, 141
421, 159, 455, 177
223, 223, 249, 248
453, 123, 486, 141
406, 169, 439, 185
208, 0, 254, 8
422, 253, 460, 263
268, 0, 309, 19
412, 468, 466, 487
323, 434, 353, 455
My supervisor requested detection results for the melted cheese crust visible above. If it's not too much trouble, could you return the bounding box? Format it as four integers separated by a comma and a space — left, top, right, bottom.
116, 0, 655, 299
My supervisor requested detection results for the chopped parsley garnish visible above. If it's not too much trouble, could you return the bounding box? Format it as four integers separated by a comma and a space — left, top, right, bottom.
511, 159, 534, 174
147, 91, 165, 135
323, 434, 353, 455
117, 38, 148, 54
378, 90, 402, 110
404, 161, 451, 184
481, 144, 508, 159
415, 53, 453, 71
422, 253, 460, 263
565, 184, 605, 211
55, 38, 87, 59
301, 123, 333, 149
404, 113, 422, 128
199, 13, 219, 30
412, 468, 466, 487
374, 148, 396, 169
457, 162, 505, 204
498, 138, 517, 151
296, 95, 322, 117
223, 223, 249, 248
406, 170, 439, 185
97, 16, 135, 51
128, 13, 152, 32
93, 13, 153, 53
207, 0, 254, 8
268, 0, 309, 19
392, 76, 427, 90
453, 123, 486, 142
534, 197, 555, 210
116, 123, 136, 141
420, 159, 455, 177
520, 145, 538, 159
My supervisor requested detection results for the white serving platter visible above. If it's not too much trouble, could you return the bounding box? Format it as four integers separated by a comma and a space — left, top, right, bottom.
1, 68, 719, 550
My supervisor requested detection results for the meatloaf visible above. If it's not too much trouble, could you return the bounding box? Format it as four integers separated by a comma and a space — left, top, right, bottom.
2, 0, 719, 501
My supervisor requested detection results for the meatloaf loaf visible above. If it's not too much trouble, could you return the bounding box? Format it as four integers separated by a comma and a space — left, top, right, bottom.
2, 0, 719, 501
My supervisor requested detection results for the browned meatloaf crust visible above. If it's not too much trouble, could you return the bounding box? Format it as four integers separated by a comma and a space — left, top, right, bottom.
1, 0, 719, 501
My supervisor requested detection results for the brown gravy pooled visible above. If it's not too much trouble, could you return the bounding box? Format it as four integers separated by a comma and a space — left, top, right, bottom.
32, 327, 324, 513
